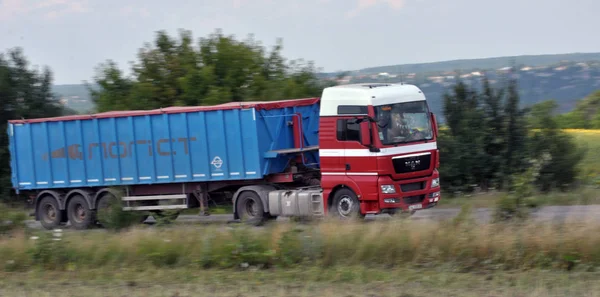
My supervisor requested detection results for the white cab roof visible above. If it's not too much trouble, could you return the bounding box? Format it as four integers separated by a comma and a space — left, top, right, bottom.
319, 83, 426, 116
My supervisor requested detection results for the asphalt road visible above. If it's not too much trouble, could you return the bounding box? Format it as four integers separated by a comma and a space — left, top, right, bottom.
24, 205, 600, 230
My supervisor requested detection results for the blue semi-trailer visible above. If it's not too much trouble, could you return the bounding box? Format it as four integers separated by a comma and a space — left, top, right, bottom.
8, 83, 442, 230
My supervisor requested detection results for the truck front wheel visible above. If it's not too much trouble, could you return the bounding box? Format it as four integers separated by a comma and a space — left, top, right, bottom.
236, 191, 266, 226
330, 189, 364, 220
37, 196, 63, 230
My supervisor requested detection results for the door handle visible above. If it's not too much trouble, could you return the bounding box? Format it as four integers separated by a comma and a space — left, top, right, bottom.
345, 163, 351, 170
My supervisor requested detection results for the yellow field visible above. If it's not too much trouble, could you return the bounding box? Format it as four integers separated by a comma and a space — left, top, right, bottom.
565, 129, 600, 182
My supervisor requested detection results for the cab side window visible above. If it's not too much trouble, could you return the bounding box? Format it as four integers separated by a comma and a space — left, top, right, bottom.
336, 119, 361, 142
336, 105, 368, 142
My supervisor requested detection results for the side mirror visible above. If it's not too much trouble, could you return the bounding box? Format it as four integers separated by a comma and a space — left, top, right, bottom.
359, 121, 372, 147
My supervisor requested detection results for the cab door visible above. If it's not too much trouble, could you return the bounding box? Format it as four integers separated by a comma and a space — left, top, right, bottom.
336, 117, 379, 202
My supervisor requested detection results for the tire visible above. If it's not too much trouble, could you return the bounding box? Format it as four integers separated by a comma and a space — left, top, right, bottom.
37, 196, 63, 230
95, 193, 117, 227
67, 195, 94, 230
236, 191, 266, 226
330, 188, 364, 220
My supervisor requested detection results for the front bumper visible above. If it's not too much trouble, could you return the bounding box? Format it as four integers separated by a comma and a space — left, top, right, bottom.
377, 170, 441, 212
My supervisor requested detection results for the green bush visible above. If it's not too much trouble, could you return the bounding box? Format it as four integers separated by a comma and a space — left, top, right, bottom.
493, 154, 548, 223
95, 192, 147, 231
0, 203, 27, 235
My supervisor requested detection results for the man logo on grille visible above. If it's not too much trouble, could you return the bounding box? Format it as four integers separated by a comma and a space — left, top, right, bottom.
405, 160, 420, 170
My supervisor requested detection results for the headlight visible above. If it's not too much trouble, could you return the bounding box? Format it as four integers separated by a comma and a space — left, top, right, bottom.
380, 185, 396, 194
431, 178, 439, 188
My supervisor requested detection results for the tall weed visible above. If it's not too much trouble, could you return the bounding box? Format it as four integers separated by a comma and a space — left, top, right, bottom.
0, 218, 599, 272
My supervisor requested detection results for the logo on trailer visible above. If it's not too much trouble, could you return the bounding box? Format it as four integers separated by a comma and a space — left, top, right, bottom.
40, 137, 198, 161
211, 156, 223, 169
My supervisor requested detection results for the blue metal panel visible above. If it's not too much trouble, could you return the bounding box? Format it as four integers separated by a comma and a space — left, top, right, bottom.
8, 100, 321, 191
256, 103, 320, 175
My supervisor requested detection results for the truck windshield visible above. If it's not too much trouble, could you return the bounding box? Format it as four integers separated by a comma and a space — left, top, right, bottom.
373, 101, 433, 145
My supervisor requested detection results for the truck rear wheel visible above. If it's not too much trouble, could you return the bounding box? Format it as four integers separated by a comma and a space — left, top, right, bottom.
37, 196, 62, 230
330, 188, 364, 220
67, 195, 94, 230
236, 191, 266, 226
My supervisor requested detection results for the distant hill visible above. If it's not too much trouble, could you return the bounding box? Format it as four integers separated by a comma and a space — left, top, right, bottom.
320, 53, 600, 123
52, 84, 95, 113
318, 52, 600, 78
53, 53, 600, 122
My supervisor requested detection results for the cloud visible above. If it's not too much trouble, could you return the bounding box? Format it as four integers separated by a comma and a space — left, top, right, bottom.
346, 0, 407, 18
0, 0, 88, 21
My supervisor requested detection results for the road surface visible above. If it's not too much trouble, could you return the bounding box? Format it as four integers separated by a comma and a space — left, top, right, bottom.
24, 205, 600, 230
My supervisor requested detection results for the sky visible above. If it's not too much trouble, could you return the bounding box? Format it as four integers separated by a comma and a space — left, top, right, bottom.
1, 0, 599, 84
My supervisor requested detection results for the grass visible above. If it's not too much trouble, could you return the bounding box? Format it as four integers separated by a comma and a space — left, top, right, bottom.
2, 206, 600, 273
0, 203, 27, 235
1, 267, 600, 297
438, 186, 600, 209
181, 205, 232, 215
2, 211, 600, 296
565, 129, 600, 184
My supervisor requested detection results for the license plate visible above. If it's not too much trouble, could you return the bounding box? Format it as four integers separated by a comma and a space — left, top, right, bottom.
408, 204, 423, 211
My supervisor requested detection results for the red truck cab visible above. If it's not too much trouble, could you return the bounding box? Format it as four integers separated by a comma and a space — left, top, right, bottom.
317, 83, 440, 218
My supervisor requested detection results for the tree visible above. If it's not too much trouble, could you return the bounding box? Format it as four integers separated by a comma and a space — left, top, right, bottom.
439, 80, 488, 192
528, 100, 586, 191
502, 77, 529, 188
438, 75, 577, 194
480, 76, 507, 189
0, 48, 68, 201
553, 90, 600, 129
90, 29, 332, 112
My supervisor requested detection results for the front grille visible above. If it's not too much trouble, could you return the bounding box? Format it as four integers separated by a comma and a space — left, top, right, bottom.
392, 153, 431, 174
400, 182, 425, 192
403, 195, 425, 205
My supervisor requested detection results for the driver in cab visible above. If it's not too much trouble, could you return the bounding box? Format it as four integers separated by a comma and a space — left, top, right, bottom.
386, 106, 426, 142
387, 107, 410, 140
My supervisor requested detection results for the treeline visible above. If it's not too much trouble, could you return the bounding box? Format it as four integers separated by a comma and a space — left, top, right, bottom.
0, 48, 75, 201
439, 76, 586, 194
550, 90, 600, 129
0, 29, 592, 202
88, 29, 335, 111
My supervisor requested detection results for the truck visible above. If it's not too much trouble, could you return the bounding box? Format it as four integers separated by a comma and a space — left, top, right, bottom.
7, 83, 441, 230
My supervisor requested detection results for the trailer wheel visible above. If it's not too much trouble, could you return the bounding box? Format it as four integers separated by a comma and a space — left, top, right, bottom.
67, 195, 93, 230
236, 191, 266, 226
95, 193, 116, 227
37, 196, 63, 230
330, 188, 364, 220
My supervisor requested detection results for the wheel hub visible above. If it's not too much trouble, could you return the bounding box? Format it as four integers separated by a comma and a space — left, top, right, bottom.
338, 196, 354, 217
245, 199, 258, 217
75, 204, 86, 222
45, 204, 56, 220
